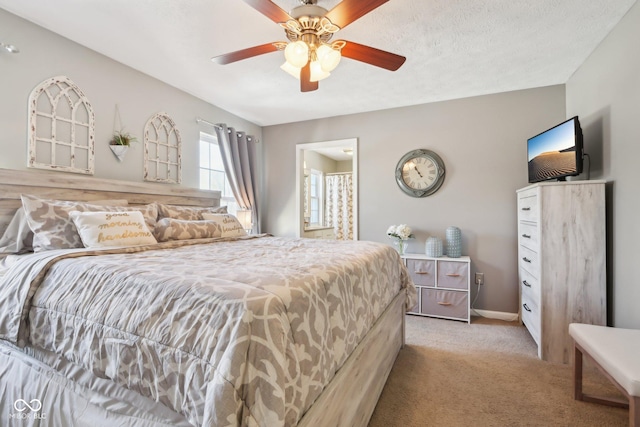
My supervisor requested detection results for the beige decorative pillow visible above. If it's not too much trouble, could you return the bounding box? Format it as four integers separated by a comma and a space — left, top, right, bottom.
70, 211, 157, 248
156, 204, 227, 221
153, 218, 222, 242
1, 198, 129, 254
200, 213, 247, 238
21, 194, 156, 252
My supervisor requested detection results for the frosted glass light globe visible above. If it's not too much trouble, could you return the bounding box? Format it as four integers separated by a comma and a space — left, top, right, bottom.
284, 41, 309, 68
280, 61, 301, 79
316, 44, 341, 72
310, 61, 330, 82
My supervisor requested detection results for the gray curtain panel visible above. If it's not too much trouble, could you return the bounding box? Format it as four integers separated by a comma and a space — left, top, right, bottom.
214, 124, 259, 233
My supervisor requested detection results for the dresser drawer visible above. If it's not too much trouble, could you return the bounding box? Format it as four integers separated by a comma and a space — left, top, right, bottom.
519, 267, 540, 304
408, 287, 420, 313
437, 261, 469, 290
519, 245, 539, 277
519, 222, 538, 251
406, 259, 436, 287
321, 229, 335, 239
521, 295, 540, 346
517, 193, 539, 222
421, 289, 468, 320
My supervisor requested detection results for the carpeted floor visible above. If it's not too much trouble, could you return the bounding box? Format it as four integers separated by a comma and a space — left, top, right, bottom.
368, 315, 628, 427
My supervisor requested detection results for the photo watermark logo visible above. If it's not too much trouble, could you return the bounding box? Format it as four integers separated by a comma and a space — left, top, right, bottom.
9, 398, 46, 420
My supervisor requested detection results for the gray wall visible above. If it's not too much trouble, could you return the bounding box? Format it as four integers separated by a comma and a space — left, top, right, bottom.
263, 86, 566, 314
336, 160, 353, 173
0, 9, 261, 188
304, 151, 338, 174
566, 2, 640, 328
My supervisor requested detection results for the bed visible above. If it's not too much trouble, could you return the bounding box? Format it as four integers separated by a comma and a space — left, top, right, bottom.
0, 168, 416, 427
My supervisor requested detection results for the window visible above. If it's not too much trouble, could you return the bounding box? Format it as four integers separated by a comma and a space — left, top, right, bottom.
307, 169, 324, 227
199, 132, 238, 214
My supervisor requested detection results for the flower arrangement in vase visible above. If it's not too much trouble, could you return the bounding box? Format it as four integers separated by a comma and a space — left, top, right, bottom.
387, 224, 414, 255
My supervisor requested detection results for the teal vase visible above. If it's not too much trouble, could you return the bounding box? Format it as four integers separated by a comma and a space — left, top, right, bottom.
445, 226, 462, 258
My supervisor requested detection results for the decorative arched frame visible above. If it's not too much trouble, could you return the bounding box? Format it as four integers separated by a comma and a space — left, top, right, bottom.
28, 76, 95, 174
144, 112, 182, 183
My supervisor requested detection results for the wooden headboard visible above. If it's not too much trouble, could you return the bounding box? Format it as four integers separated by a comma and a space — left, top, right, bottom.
0, 168, 221, 236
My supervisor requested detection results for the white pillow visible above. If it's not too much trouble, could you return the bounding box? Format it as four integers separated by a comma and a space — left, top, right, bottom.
200, 213, 247, 238
70, 211, 157, 248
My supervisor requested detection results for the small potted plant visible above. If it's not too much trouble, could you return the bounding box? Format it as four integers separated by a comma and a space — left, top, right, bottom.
109, 131, 137, 161
111, 131, 137, 146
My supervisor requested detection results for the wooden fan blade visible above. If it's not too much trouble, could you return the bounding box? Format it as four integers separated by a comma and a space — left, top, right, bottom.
243, 0, 292, 23
212, 43, 280, 65
300, 62, 318, 92
325, 0, 389, 29
339, 40, 406, 71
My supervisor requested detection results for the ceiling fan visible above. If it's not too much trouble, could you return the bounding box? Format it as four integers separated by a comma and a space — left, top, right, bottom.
211, 0, 406, 92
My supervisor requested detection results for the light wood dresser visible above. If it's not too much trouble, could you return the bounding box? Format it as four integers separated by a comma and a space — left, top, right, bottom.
402, 254, 471, 323
517, 181, 606, 364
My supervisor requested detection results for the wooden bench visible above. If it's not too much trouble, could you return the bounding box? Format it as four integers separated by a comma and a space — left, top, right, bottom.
569, 323, 640, 427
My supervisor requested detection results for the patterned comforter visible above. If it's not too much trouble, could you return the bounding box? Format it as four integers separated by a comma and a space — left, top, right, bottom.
0, 235, 416, 426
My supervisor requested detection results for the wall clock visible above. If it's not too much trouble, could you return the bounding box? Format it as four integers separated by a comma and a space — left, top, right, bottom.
395, 149, 446, 197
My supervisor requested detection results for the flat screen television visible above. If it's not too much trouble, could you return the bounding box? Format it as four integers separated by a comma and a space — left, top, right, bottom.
527, 116, 583, 183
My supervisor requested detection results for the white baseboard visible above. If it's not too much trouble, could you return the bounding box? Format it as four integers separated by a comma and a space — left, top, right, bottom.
471, 309, 519, 322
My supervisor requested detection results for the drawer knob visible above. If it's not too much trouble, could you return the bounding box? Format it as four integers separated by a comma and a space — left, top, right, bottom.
415, 271, 429, 275
521, 234, 531, 239
437, 301, 452, 306
522, 257, 532, 263
446, 273, 460, 277
523, 303, 532, 312
521, 207, 531, 211
522, 280, 532, 288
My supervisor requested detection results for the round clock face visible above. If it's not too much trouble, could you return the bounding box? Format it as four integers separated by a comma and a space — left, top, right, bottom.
395, 149, 446, 197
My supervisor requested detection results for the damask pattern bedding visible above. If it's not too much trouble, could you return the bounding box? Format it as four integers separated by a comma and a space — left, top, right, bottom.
0, 235, 416, 427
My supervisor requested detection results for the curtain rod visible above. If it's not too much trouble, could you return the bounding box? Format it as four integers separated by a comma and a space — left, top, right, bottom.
195, 117, 222, 129
326, 172, 353, 176
196, 117, 260, 143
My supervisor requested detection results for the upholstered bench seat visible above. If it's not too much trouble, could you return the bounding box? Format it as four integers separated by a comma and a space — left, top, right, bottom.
569, 323, 640, 427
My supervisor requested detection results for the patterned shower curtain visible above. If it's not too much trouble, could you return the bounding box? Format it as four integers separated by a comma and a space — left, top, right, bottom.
325, 173, 353, 240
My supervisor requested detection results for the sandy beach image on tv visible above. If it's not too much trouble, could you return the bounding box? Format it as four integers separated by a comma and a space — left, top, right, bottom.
528, 147, 577, 181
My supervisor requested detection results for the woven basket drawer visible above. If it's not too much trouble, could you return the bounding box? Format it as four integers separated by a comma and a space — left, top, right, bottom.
437, 261, 468, 290
408, 287, 420, 313
406, 259, 436, 287
421, 289, 468, 320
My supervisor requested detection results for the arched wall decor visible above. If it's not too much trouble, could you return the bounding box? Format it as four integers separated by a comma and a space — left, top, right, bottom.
28, 76, 95, 174
144, 112, 181, 184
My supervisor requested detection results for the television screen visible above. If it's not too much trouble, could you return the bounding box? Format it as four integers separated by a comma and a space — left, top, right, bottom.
527, 116, 583, 183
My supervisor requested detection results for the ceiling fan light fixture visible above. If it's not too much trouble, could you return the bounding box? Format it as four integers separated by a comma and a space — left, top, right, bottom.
284, 41, 309, 68
316, 44, 341, 72
280, 61, 301, 79
310, 60, 330, 82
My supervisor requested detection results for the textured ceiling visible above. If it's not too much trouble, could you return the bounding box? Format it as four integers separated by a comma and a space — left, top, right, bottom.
0, 0, 636, 126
